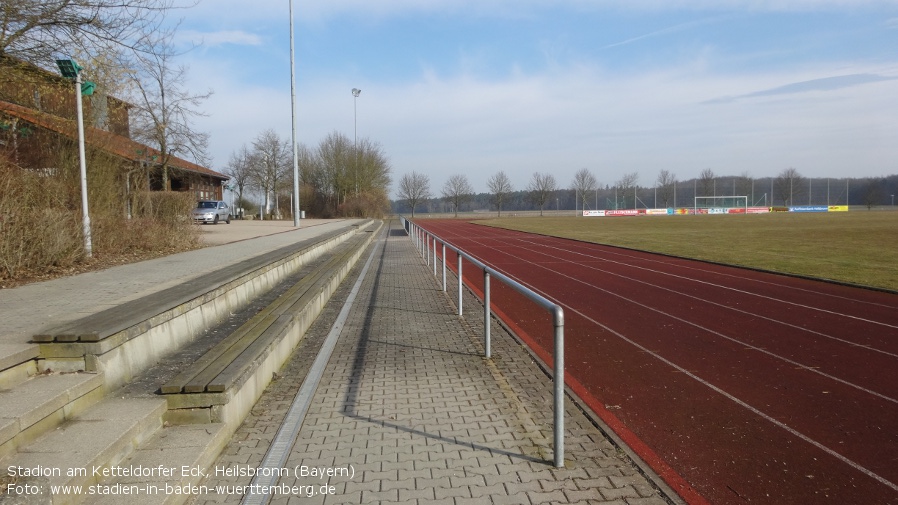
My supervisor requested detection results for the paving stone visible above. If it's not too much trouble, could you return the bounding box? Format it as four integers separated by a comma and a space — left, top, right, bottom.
188, 220, 674, 505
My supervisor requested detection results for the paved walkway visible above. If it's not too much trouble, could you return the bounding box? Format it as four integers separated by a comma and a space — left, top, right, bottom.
192, 220, 672, 504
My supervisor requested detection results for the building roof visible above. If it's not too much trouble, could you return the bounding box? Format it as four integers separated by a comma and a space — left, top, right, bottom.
0, 99, 227, 181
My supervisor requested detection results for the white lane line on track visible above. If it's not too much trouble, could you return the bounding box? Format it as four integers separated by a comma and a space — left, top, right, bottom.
508, 235, 898, 330
431, 228, 898, 493
434, 228, 898, 402
501, 240, 898, 359
517, 257, 898, 405
567, 302, 898, 494
476, 226, 898, 312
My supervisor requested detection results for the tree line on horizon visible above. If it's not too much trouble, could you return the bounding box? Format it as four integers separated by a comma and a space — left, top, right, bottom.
395, 168, 898, 216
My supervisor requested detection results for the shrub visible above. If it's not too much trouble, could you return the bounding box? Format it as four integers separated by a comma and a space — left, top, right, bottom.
0, 156, 200, 284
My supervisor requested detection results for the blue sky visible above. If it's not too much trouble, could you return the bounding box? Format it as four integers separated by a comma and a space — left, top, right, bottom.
174, 1, 898, 197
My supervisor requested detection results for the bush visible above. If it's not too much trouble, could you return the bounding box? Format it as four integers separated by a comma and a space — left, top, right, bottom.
0, 162, 83, 278
338, 190, 390, 218
0, 158, 200, 284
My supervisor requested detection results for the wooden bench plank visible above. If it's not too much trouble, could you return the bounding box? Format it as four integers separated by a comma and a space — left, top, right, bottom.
32, 227, 352, 343
161, 231, 367, 395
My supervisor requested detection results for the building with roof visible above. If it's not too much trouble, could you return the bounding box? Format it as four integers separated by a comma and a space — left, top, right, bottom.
0, 57, 227, 203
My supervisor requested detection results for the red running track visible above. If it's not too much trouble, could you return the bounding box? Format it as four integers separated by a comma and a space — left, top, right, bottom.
415, 219, 898, 505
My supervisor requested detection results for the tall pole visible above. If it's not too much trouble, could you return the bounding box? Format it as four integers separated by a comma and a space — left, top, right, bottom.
289, 0, 301, 227
74, 72, 92, 257
352, 88, 361, 196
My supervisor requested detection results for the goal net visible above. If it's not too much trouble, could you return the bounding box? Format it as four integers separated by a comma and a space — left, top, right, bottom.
693, 196, 748, 214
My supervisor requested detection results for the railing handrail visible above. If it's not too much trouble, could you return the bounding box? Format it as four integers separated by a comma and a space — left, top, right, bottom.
400, 216, 565, 468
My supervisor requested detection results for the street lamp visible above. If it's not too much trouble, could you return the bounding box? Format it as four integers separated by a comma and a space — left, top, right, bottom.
352, 88, 361, 196
56, 58, 94, 257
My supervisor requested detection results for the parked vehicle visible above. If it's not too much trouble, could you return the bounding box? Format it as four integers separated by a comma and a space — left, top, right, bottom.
192, 200, 231, 224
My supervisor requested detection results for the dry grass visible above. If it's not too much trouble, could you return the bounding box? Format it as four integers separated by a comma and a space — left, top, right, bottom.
0, 157, 200, 288
474, 211, 898, 292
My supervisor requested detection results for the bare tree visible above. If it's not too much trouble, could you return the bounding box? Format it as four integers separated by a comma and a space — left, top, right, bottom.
347, 137, 392, 217
698, 168, 716, 197
315, 131, 353, 212
442, 174, 474, 218
225, 144, 253, 216
656, 169, 677, 208
527, 172, 557, 216
0, 0, 180, 64
571, 168, 598, 211
487, 171, 513, 217
251, 130, 291, 219
862, 178, 887, 209
397, 171, 431, 217
735, 171, 753, 202
616, 172, 639, 209
774, 167, 804, 206
126, 29, 212, 189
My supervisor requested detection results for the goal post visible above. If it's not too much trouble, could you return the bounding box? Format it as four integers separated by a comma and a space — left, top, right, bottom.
693, 195, 748, 214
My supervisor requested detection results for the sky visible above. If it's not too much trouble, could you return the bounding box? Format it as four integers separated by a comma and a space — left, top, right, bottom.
171, 0, 898, 198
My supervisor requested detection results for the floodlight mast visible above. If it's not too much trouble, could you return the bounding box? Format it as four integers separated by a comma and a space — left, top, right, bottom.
289, 0, 301, 227
55, 59, 93, 257
352, 88, 361, 195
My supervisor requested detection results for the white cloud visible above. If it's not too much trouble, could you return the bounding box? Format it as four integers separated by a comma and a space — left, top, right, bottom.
176, 0, 898, 195
177, 30, 264, 47
191, 56, 898, 195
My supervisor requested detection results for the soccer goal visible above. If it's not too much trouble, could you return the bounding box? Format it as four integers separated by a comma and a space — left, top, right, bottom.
693, 195, 748, 214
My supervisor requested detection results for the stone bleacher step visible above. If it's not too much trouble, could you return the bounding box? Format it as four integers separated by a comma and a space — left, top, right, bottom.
1, 397, 166, 505
0, 371, 105, 461
0, 342, 40, 389
81, 423, 230, 505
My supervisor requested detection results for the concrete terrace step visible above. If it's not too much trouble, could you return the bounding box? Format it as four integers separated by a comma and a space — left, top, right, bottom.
0, 343, 40, 389
161, 222, 381, 427
0, 371, 105, 461
0, 221, 380, 504
33, 222, 372, 392
1, 397, 167, 505
72, 225, 383, 505
82, 423, 231, 505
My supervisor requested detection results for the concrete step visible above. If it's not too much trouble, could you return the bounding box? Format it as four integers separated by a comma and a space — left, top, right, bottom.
1, 397, 166, 505
0, 342, 40, 389
82, 423, 230, 505
0, 371, 105, 461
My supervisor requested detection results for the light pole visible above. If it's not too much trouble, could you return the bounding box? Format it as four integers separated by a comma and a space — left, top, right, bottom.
352, 88, 361, 196
289, 0, 301, 226
56, 59, 93, 257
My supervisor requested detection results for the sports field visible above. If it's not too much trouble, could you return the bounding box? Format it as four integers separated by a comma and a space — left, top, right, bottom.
475, 211, 898, 292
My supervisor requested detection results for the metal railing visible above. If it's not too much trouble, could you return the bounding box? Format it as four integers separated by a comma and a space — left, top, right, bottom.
401, 217, 566, 468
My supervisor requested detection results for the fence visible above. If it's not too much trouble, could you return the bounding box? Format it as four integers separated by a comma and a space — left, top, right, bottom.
401, 217, 566, 468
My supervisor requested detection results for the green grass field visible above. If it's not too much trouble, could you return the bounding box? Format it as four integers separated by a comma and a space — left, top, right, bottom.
474, 211, 898, 292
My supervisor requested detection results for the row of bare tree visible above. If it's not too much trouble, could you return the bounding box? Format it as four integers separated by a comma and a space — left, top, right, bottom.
397, 167, 824, 216
224, 130, 392, 219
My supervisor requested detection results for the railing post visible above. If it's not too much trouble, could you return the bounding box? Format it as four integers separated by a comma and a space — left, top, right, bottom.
442, 244, 447, 292
553, 306, 565, 468
426, 235, 430, 266
484, 270, 491, 359
457, 253, 463, 316
433, 238, 437, 276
